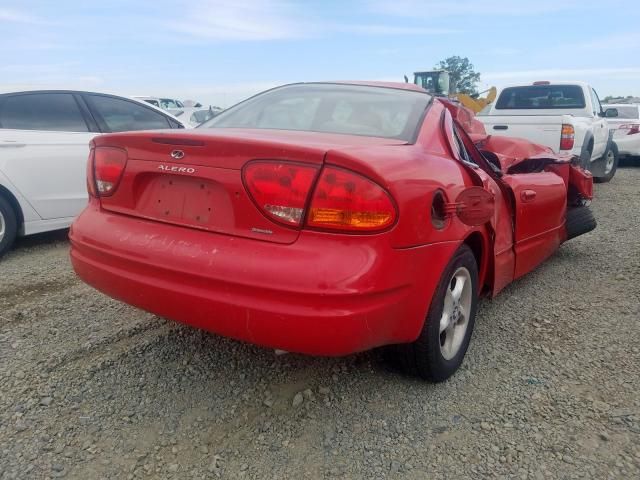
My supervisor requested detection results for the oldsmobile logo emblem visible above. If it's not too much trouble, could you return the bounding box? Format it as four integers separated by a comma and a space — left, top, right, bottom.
170, 149, 185, 160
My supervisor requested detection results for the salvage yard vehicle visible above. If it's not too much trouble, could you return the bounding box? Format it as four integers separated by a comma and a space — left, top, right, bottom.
0, 90, 187, 257
174, 106, 218, 127
133, 96, 186, 116
603, 104, 640, 158
70, 82, 595, 382
478, 81, 620, 183
132, 96, 162, 108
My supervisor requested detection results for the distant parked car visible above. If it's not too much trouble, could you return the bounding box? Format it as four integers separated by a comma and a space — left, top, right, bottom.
603, 104, 640, 158
132, 96, 187, 116
183, 99, 204, 108
0, 90, 187, 256
158, 98, 186, 116
132, 96, 163, 108
478, 81, 620, 182
174, 107, 220, 127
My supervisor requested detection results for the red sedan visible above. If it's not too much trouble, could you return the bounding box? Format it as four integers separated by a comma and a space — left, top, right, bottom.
70, 82, 595, 381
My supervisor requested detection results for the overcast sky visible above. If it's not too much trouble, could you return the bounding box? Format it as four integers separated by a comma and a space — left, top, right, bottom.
2, 0, 639, 107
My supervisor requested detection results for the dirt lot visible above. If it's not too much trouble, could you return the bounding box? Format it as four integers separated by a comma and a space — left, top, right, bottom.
1, 167, 639, 480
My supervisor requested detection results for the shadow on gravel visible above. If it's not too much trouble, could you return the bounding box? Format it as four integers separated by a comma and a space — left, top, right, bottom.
619, 156, 639, 168
12, 228, 69, 251
132, 324, 422, 399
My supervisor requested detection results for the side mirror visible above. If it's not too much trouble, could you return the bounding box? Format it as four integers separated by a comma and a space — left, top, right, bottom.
603, 108, 618, 118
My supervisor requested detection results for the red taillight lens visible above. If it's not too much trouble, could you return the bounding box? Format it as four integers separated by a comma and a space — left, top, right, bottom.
93, 147, 127, 196
243, 161, 319, 226
86, 148, 97, 197
619, 124, 640, 135
307, 166, 397, 232
560, 124, 575, 150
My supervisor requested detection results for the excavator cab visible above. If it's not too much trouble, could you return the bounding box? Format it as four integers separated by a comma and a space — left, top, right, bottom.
413, 70, 452, 96
409, 69, 498, 114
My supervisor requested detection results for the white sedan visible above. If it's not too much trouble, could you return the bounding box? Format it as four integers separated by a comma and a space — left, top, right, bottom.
0, 90, 187, 256
604, 104, 640, 157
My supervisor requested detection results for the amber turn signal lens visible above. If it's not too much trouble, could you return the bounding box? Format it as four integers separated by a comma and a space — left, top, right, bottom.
307, 166, 397, 232
309, 208, 393, 229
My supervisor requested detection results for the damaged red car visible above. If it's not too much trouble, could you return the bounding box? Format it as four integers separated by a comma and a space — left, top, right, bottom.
70, 82, 595, 382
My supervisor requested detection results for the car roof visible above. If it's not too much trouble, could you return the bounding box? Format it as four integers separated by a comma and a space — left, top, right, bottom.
281, 81, 428, 93
499, 81, 591, 89
0, 89, 156, 100
331, 81, 427, 92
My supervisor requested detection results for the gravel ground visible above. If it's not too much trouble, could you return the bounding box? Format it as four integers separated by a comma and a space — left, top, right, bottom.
1, 167, 639, 480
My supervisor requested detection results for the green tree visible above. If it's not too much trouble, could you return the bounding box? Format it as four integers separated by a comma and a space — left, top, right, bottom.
434, 56, 480, 95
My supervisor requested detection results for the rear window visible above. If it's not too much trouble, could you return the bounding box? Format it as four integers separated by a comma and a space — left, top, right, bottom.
202, 84, 432, 141
496, 85, 586, 110
608, 106, 639, 119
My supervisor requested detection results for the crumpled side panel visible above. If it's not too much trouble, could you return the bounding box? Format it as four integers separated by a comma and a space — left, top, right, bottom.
439, 99, 487, 135
569, 164, 593, 200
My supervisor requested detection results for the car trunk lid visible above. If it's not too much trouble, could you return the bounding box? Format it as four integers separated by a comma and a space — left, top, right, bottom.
93, 129, 404, 244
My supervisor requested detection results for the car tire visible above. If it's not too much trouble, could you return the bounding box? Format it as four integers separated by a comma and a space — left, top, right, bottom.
395, 244, 479, 382
0, 195, 18, 258
580, 141, 593, 169
565, 206, 596, 241
594, 142, 618, 183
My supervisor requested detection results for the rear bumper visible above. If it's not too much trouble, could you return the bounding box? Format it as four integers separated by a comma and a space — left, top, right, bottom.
613, 135, 640, 156
69, 203, 459, 356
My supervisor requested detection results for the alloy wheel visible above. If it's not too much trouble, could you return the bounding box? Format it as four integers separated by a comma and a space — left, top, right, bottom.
604, 150, 615, 175
439, 266, 473, 360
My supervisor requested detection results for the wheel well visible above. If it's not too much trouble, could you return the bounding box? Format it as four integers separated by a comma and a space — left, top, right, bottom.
0, 185, 24, 231
463, 231, 486, 288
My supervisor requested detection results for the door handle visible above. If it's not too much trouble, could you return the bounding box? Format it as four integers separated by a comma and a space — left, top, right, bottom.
521, 190, 537, 202
493, 125, 508, 130
0, 142, 26, 148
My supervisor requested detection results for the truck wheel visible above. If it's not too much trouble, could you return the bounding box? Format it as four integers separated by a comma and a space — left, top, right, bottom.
394, 245, 479, 382
0, 195, 18, 258
565, 206, 596, 241
594, 143, 618, 183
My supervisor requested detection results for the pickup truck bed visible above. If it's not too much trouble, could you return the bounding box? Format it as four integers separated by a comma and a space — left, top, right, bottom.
479, 114, 572, 153
477, 81, 618, 182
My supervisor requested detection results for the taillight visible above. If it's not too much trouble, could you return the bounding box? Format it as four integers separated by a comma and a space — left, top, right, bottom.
307, 166, 397, 232
619, 124, 640, 135
560, 124, 575, 150
93, 147, 128, 196
86, 148, 97, 197
243, 161, 319, 226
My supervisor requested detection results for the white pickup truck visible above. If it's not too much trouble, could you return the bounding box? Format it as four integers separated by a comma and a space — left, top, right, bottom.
478, 81, 619, 182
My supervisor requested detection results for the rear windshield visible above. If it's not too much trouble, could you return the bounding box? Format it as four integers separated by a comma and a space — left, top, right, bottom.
608, 105, 639, 119
201, 83, 431, 141
495, 85, 586, 110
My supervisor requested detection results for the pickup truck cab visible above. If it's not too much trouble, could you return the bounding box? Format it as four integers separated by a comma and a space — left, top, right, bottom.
478, 81, 619, 182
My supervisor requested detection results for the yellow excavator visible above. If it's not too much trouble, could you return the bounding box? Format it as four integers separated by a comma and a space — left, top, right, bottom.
408, 70, 497, 114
